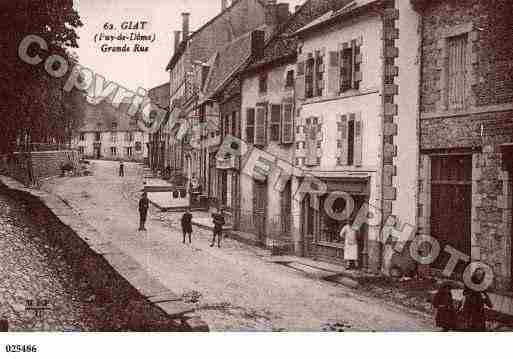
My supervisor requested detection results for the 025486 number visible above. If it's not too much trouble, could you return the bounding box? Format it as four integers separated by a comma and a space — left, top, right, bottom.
5, 344, 38, 353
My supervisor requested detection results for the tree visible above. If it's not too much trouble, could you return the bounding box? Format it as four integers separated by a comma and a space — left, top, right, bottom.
0, 0, 84, 153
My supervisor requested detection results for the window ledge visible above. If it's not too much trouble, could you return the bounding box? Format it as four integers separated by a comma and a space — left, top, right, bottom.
301, 88, 379, 106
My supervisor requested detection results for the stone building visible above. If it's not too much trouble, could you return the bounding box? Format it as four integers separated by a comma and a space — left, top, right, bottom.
413, 0, 513, 289
237, 0, 346, 251
161, 0, 289, 203
72, 101, 149, 162
147, 82, 170, 173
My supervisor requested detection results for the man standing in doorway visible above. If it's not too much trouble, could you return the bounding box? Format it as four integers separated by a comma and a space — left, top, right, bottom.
119, 161, 125, 177
138, 191, 149, 231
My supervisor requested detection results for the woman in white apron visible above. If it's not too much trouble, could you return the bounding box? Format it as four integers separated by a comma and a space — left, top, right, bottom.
340, 221, 359, 269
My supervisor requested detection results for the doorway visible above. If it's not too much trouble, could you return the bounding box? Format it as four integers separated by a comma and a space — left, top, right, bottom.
430, 154, 472, 274
253, 180, 267, 245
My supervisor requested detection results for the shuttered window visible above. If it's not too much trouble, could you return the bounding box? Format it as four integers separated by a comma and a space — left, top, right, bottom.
281, 103, 294, 144
246, 108, 255, 144
231, 111, 238, 137
254, 106, 267, 146
447, 34, 468, 111
337, 112, 363, 167
269, 104, 281, 142
305, 55, 315, 99
339, 39, 362, 93
305, 118, 319, 166
315, 49, 325, 97
296, 54, 306, 100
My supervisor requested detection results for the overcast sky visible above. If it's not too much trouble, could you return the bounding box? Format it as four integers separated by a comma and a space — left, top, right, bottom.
73, 0, 304, 93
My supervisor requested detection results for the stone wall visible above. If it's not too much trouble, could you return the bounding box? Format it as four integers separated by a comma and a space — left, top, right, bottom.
0, 151, 79, 186
420, 0, 513, 113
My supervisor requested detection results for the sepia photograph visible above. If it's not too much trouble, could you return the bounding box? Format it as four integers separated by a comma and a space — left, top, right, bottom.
0, 0, 513, 356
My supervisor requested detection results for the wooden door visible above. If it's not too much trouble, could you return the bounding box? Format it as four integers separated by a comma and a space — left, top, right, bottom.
253, 180, 267, 245
431, 155, 472, 273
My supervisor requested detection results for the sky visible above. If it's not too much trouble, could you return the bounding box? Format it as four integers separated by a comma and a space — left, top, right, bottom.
73, 0, 304, 93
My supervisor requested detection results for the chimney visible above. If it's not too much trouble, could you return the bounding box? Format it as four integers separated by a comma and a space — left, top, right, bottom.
181, 12, 190, 41
276, 3, 290, 24
221, 0, 228, 11
174, 30, 181, 52
250, 30, 265, 59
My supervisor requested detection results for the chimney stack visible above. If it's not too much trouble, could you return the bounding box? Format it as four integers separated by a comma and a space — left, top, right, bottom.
181, 12, 190, 41
221, 0, 228, 11
174, 30, 181, 52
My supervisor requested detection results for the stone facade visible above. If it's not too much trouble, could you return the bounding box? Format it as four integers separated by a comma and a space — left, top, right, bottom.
417, 0, 513, 289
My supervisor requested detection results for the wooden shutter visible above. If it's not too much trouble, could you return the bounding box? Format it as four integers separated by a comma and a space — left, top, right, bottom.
353, 38, 363, 87
296, 53, 306, 100
269, 104, 282, 142
246, 108, 255, 144
340, 43, 352, 92
254, 105, 267, 146
305, 119, 318, 166
281, 102, 294, 144
339, 114, 349, 165
354, 112, 363, 167
327, 51, 340, 96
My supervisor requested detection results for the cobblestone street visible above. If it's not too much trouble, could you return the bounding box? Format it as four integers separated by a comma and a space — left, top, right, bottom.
36, 160, 434, 331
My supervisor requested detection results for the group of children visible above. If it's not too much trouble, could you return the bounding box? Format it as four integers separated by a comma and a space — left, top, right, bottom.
138, 190, 226, 247
433, 268, 494, 331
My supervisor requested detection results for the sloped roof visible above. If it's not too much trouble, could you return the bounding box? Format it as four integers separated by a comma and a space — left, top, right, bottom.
79, 100, 140, 133
293, 0, 378, 37
246, 0, 355, 72
202, 31, 252, 100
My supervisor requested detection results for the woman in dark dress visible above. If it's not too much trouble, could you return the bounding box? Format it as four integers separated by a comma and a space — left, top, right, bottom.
433, 282, 457, 331
461, 268, 493, 331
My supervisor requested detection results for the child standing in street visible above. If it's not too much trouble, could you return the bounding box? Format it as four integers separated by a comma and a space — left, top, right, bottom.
138, 191, 149, 231
181, 208, 193, 244
433, 282, 457, 331
119, 161, 125, 177
211, 207, 225, 248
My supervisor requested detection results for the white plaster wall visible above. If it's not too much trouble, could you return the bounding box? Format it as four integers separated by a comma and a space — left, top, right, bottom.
393, 1, 421, 228
299, 93, 381, 170
300, 13, 382, 93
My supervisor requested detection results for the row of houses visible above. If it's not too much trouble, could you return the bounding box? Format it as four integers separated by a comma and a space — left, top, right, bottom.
148, 0, 513, 290
72, 101, 150, 161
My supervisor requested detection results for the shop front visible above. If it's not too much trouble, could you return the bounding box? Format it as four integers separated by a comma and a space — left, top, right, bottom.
301, 175, 370, 267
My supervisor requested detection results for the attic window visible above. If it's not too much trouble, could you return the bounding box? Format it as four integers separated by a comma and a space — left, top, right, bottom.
112, 122, 118, 128
97, 122, 102, 127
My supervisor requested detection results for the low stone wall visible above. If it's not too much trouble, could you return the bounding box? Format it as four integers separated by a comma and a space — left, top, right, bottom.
0, 175, 208, 331
0, 151, 80, 186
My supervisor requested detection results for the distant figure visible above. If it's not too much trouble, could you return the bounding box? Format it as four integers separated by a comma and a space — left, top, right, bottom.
181, 208, 193, 244
119, 161, 125, 177
433, 282, 457, 331
339, 220, 359, 270
461, 268, 493, 331
211, 207, 225, 248
138, 192, 149, 231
